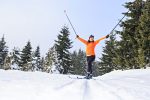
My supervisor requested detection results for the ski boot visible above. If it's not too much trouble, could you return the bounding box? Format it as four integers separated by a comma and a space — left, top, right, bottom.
84, 73, 92, 79
88, 74, 93, 79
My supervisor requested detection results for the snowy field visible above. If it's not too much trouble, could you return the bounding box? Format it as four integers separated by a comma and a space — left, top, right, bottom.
0, 69, 150, 100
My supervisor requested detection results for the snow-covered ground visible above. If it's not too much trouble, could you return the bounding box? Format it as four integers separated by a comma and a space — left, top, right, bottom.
0, 69, 150, 100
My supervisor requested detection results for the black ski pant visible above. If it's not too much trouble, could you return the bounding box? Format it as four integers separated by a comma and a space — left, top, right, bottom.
87, 55, 95, 74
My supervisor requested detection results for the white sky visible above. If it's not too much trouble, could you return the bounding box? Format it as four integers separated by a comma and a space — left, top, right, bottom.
0, 0, 132, 58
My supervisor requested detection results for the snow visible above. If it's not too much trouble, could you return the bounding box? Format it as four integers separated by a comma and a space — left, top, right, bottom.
0, 69, 150, 100
10, 63, 20, 70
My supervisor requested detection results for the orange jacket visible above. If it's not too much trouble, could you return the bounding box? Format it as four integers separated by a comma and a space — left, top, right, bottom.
77, 36, 106, 56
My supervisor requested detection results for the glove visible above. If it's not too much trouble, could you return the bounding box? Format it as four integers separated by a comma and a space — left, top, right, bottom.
76, 35, 79, 38
106, 34, 109, 38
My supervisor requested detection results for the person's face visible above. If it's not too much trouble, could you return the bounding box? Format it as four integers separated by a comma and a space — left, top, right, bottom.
89, 37, 94, 41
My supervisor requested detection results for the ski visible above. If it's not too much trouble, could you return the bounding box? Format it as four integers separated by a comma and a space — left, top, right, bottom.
68, 76, 85, 79
68, 76, 96, 80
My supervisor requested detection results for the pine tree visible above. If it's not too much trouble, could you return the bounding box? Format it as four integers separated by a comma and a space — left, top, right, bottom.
55, 26, 73, 74
0, 35, 8, 69
44, 46, 56, 73
93, 61, 105, 76
3, 53, 11, 70
137, 0, 150, 68
32, 46, 41, 71
116, 0, 145, 69
40, 57, 45, 72
11, 47, 20, 70
20, 41, 32, 71
71, 49, 86, 75
99, 34, 117, 74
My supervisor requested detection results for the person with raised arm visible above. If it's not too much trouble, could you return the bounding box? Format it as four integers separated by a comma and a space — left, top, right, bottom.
76, 34, 109, 79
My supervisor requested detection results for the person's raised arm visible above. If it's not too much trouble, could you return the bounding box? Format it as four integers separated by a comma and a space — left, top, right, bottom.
76, 35, 88, 45
95, 34, 109, 45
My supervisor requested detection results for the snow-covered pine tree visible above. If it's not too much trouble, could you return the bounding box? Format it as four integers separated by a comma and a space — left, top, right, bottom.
10, 47, 20, 70
137, 0, 150, 68
55, 26, 73, 74
71, 49, 86, 75
3, 53, 11, 70
20, 41, 32, 71
40, 57, 45, 72
0, 35, 8, 69
32, 46, 41, 71
116, 0, 145, 69
44, 45, 56, 73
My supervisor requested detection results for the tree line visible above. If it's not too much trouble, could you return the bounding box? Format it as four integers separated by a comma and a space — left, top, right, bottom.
100, 0, 150, 74
0, 0, 149, 76
0, 26, 87, 75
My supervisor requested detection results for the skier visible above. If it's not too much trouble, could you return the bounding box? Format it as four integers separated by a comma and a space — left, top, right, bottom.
76, 34, 109, 79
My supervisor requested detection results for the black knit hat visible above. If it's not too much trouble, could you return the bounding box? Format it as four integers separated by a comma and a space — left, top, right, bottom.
89, 35, 94, 38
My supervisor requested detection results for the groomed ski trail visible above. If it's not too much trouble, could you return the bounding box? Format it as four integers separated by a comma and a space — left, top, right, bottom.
61, 78, 124, 100
1, 69, 150, 100
56, 76, 150, 100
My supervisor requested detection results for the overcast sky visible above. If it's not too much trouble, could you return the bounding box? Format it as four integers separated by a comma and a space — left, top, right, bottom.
0, 0, 132, 58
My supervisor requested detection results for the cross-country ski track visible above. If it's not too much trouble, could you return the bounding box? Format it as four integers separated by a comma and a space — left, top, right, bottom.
0, 69, 150, 100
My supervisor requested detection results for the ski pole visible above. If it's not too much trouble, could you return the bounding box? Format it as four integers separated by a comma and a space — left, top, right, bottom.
64, 10, 77, 35
109, 10, 129, 35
